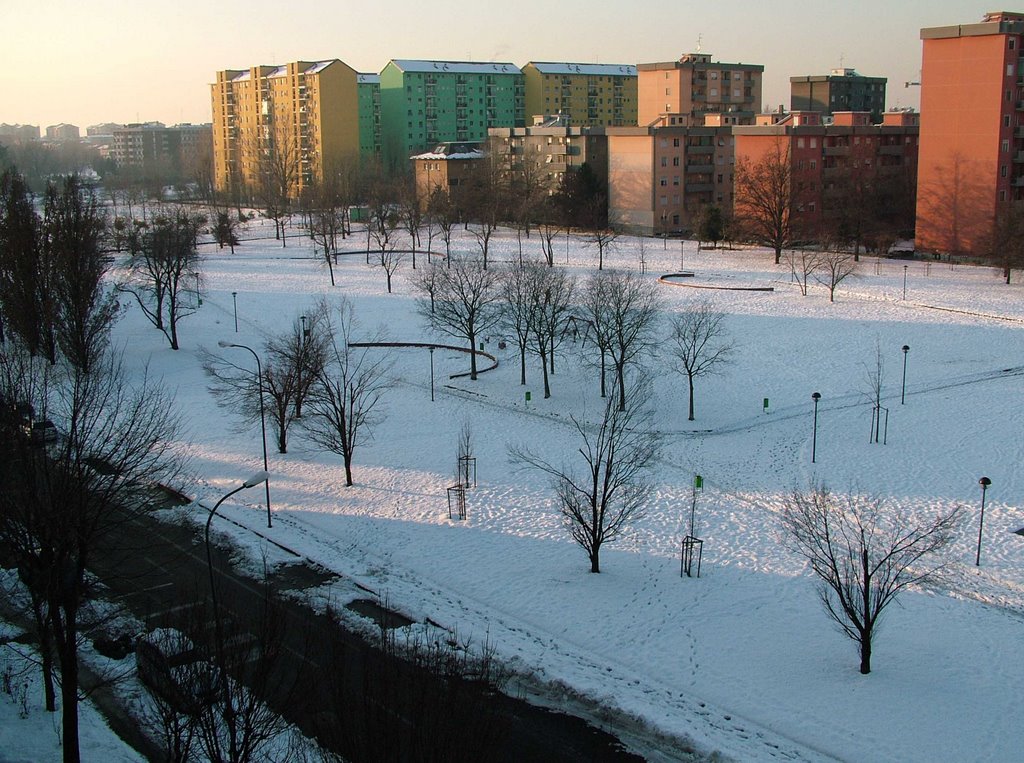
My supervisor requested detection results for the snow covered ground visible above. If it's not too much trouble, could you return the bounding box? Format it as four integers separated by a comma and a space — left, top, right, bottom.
16, 219, 1024, 762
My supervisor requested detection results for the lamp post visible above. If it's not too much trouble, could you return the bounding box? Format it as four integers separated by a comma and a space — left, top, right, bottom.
194, 273, 201, 307
429, 346, 435, 402
901, 345, 910, 404
902, 265, 908, 301
204, 470, 268, 752
976, 477, 991, 566
218, 340, 272, 527
231, 291, 238, 332
300, 315, 308, 342
811, 392, 821, 463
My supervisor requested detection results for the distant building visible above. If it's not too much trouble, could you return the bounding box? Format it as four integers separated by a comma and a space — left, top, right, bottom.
45, 123, 80, 141
410, 141, 486, 210
521, 62, 637, 127
637, 53, 763, 127
0, 123, 40, 143
380, 60, 524, 169
916, 11, 1024, 256
734, 110, 919, 242
211, 60, 361, 198
606, 124, 734, 235
489, 124, 608, 195
790, 69, 887, 123
358, 73, 382, 161
111, 122, 212, 174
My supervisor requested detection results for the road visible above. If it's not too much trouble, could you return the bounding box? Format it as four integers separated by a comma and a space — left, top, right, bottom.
85, 495, 662, 762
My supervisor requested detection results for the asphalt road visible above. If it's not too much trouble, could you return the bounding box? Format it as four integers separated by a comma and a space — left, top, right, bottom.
86, 500, 651, 762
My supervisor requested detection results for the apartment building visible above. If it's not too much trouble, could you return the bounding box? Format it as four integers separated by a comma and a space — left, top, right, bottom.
488, 123, 608, 193
606, 124, 734, 234
111, 122, 213, 173
916, 11, 1024, 255
637, 53, 763, 127
45, 123, 80, 141
0, 124, 40, 143
521, 62, 637, 126
379, 60, 524, 169
358, 73, 382, 161
733, 110, 919, 241
211, 60, 360, 198
790, 69, 887, 123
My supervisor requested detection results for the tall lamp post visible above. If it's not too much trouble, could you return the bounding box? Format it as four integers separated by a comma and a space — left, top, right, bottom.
218, 340, 272, 527
901, 345, 910, 404
204, 470, 268, 755
429, 346, 435, 402
976, 477, 992, 566
902, 265, 908, 301
811, 392, 821, 463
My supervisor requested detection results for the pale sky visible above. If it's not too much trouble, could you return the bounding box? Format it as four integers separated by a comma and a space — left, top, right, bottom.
0, 0, 998, 129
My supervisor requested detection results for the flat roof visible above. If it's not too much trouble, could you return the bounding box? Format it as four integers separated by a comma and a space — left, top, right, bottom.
390, 59, 520, 75
527, 62, 636, 76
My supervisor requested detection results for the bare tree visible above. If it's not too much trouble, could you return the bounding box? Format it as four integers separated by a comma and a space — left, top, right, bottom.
466, 158, 506, 269
734, 141, 795, 265
785, 249, 820, 297
0, 340, 183, 762
306, 176, 345, 286
415, 258, 501, 381
815, 249, 857, 302
510, 380, 660, 573
990, 200, 1024, 284
121, 210, 199, 350
527, 265, 575, 399
586, 223, 618, 271
304, 299, 393, 487
500, 262, 541, 386
43, 176, 119, 374
583, 270, 661, 411
668, 300, 733, 421
864, 340, 885, 444
249, 122, 300, 247
779, 486, 961, 674
398, 180, 424, 270
427, 187, 456, 264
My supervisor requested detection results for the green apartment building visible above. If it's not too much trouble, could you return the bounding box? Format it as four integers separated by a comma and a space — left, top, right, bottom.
522, 62, 637, 126
357, 73, 382, 162
379, 59, 524, 168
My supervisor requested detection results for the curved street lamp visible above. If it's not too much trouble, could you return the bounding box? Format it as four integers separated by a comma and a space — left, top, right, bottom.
219, 340, 272, 527
976, 476, 992, 566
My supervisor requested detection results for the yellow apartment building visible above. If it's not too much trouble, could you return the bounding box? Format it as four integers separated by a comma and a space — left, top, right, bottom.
522, 62, 637, 126
211, 60, 360, 199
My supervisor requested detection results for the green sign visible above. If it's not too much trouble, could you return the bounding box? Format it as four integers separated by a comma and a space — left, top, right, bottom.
694, 475, 703, 490
525, 391, 531, 402
763, 397, 770, 411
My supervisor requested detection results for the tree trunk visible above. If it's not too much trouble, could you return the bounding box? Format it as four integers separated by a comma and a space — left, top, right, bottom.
469, 336, 478, 380
688, 376, 696, 421
589, 548, 600, 573
519, 346, 527, 385
859, 633, 871, 674
343, 455, 354, 487
540, 347, 551, 399
774, 247, 782, 265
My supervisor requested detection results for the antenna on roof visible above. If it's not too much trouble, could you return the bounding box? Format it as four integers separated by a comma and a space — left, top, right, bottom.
696, 33, 703, 53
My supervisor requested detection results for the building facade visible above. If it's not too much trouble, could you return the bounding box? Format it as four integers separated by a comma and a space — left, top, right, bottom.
411, 141, 486, 210
211, 60, 361, 198
379, 60, 524, 169
790, 69, 887, 122
489, 124, 608, 194
637, 54, 763, 127
916, 11, 1024, 255
734, 110, 919, 242
358, 73, 382, 162
111, 122, 213, 173
45, 123, 80, 141
0, 124, 40, 143
522, 62, 637, 126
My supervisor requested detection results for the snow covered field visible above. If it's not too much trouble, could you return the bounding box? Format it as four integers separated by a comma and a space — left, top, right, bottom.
60, 221, 1024, 761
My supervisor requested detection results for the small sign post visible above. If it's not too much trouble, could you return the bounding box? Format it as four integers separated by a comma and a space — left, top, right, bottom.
763, 397, 770, 414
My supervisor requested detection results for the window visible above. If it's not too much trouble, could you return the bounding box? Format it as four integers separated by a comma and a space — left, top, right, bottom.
1005, 115, 1012, 128
810, 138, 817, 148
1011, 37, 1017, 50
660, 195, 667, 206
710, 88, 718, 97
673, 156, 680, 166
717, 173, 723, 183
1002, 165, 1008, 178
810, 159, 817, 169
1003, 139, 1011, 152
660, 178, 667, 186
797, 138, 805, 148
1000, 189, 1007, 201
673, 176, 679, 186
661, 156, 668, 167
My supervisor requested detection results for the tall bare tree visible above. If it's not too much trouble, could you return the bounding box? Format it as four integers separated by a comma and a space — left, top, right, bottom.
500, 263, 541, 385
306, 175, 346, 286
779, 486, 961, 674
0, 167, 50, 356
249, 121, 300, 247
785, 249, 820, 297
0, 340, 183, 762
415, 258, 501, 381
527, 265, 575, 399
990, 200, 1024, 284
734, 141, 795, 264
668, 300, 733, 421
815, 249, 857, 302
510, 380, 660, 573
583, 270, 661, 411
304, 299, 393, 486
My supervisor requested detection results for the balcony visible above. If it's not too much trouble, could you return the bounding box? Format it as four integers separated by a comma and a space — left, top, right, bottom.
1013, 175, 1024, 187
685, 163, 714, 173
1014, 151, 1024, 162
878, 145, 903, 156
685, 183, 714, 193
824, 145, 850, 156
687, 144, 714, 154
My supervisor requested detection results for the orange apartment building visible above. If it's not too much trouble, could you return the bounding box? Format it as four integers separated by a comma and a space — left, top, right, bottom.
916, 11, 1024, 256
734, 110, 919, 243
637, 53, 763, 127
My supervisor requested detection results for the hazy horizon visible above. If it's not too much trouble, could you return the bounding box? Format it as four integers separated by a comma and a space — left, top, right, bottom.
1, 0, 996, 129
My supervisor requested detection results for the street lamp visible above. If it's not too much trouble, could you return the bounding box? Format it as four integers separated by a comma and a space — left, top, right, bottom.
901, 345, 910, 404
218, 340, 272, 527
231, 291, 238, 332
976, 476, 992, 566
811, 392, 821, 463
300, 315, 309, 342
902, 265, 908, 301
204, 470, 268, 735
429, 346, 435, 402
194, 273, 201, 307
